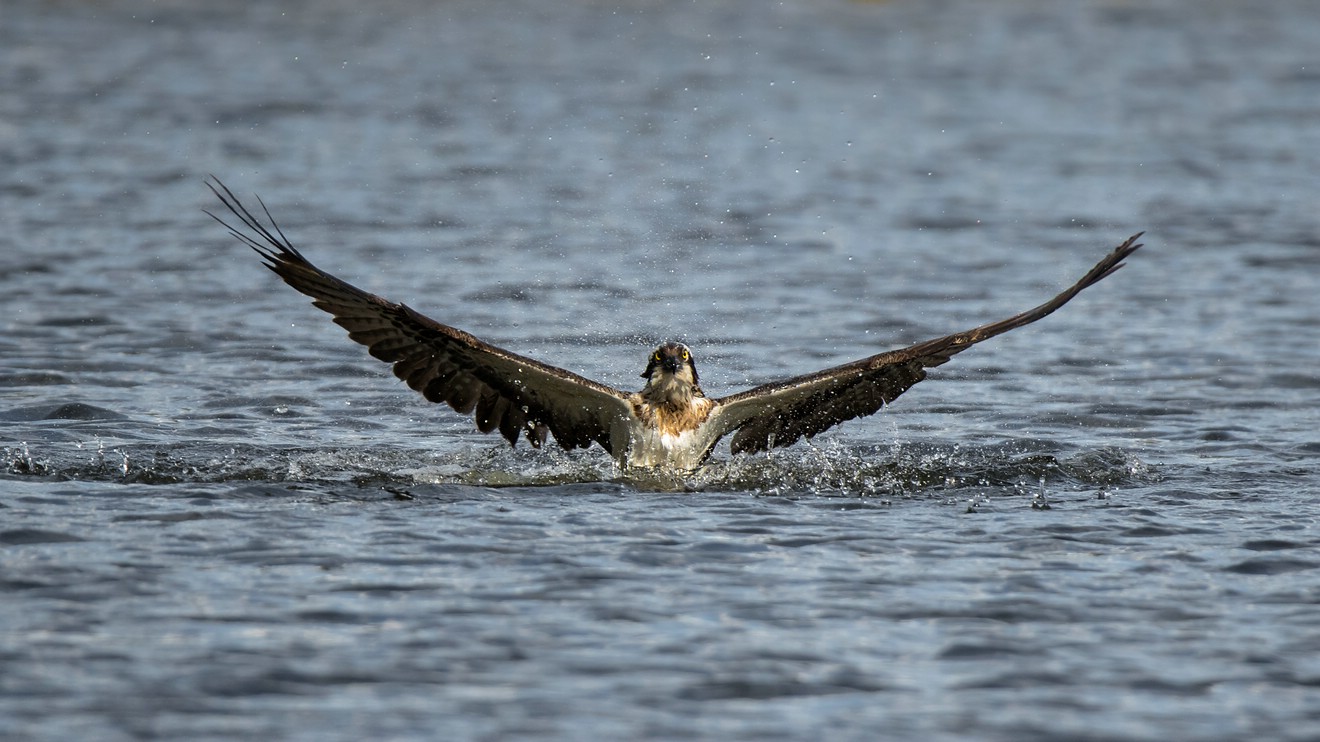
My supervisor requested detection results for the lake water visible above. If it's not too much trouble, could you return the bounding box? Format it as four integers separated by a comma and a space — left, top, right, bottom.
4, 0, 1320, 739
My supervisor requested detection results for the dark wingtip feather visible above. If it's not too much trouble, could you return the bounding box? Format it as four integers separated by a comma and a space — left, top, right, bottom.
1086, 231, 1145, 284
204, 176, 306, 266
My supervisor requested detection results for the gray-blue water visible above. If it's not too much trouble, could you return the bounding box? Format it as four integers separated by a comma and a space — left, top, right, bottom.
5, 1, 1320, 739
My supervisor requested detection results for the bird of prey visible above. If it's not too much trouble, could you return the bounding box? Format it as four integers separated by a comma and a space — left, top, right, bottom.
206, 177, 1142, 472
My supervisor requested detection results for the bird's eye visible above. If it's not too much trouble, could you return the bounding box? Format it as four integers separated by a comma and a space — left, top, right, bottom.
653, 353, 661, 363
681, 349, 689, 361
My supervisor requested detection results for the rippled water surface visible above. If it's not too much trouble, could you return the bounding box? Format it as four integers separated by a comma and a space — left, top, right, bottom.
5, 0, 1320, 739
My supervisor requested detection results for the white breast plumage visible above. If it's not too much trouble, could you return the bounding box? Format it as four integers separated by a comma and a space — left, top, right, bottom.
620, 395, 718, 470
625, 426, 713, 471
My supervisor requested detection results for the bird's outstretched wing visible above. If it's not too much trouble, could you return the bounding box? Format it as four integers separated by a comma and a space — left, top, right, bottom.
205, 177, 634, 453
706, 234, 1144, 455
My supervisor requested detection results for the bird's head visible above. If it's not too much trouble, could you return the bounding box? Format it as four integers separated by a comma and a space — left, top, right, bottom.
641, 341, 700, 389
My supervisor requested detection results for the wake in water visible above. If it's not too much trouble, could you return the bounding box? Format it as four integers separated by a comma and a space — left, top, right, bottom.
4, 436, 1157, 499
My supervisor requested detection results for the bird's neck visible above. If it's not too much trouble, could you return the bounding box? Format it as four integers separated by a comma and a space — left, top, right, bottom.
641, 374, 702, 409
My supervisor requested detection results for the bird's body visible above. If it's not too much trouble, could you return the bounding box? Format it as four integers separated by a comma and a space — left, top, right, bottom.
206, 177, 1143, 473
623, 344, 718, 469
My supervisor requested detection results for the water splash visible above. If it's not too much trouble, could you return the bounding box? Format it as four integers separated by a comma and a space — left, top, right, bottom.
3, 437, 1158, 497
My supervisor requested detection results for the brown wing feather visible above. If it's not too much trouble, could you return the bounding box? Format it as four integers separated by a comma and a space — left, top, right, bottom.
710, 233, 1144, 454
205, 177, 634, 453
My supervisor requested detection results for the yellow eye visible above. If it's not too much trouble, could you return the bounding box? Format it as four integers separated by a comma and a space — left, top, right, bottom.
653, 353, 662, 363
681, 349, 689, 361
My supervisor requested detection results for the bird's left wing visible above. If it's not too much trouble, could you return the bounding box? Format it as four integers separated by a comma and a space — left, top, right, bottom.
205, 177, 635, 453
705, 234, 1143, 455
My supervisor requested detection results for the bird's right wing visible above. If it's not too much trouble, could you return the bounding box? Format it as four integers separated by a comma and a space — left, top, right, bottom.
706, 234, 1144, 455
206, 177, 636, 453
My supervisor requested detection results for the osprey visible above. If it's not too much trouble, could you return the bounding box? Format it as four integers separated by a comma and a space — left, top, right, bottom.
207, 178, 1142, 472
